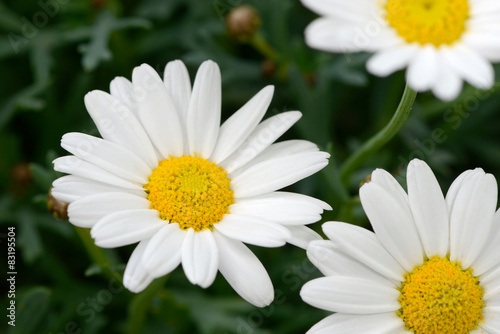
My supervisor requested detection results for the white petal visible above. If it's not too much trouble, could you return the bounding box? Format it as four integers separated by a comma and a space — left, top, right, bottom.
231, 151, 329, 198
449, 170, 497, 268
431, 49, 464, 101
232, 139, 320, 177
307, 240, 397, 287
370, 168, 410, 211
406, 45, 439, 92
474, 209, 500, 275
132, 64, 184, 158
84, 90, 157, 168
163, 60, 191, 118
214, 214, 291, 247
123, 239, 155, 293
181, 229, 219, 288
366, 45, 419, 77
53, 156, 144, 191
306, 312, 406, 334
360, 182, 424, 271
463, 32, 500, 62
230, 191, 329, 225
445, 169, 480, 212
91, 209, 164, 248
68, 192, 149, 228
213, 230, 274, 307
301, 0, 376, 23
305, 18, 399, 54
220, 111, 302, 173
52, 175, 146, 203
210, 86, 274, 164
186, 60, 221, 158
482, 310, 500, 334
287, 226, 322, 249
321, 222, 405, 282
141, 223, 185, 278
443, 45, 495, 90
300, 276, 400, 314
109, 77, 137, 116
406, 159, 449, 258
61, 132, 151, 184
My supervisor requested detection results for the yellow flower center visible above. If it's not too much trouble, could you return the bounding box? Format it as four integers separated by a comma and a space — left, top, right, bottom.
144, 156, 234, 232
385, 0, 469, 46
397, 256, 484, 334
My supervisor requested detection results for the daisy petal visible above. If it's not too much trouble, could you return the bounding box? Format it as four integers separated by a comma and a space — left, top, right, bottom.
474, 209, 500, 275
68, 192, 149, 228
52, 175, 146, 203
286, 226, 322, 249
449, 171, 497, 268
123, 239, 155, 293
181, 229, 219, 288
163, 60, 191, 119
406, 159, 449, 258
84, 90, 157, 168
406, 45, 438, 91
210, 86, 274, 163
91, 209, 164, 248
444, 45, 495, 90
132, 64, 184, 158
301, 0, 376, 23
306, 312, 406, 334
186, 60, 221, 158
61, 132, 151, 184
321, 222, 405, 282
446, 169, 480, 212
53, 156, 144, 191
142, 223, 185, 278
432, 50, 463, 101
214, 214, 291, 247
481, 310, 500, 333
229, 191, 329, 225
307, 240, 397, 287
109, 77, 137, 116
360, 182, 424, 271
220, 111, 302, 173
231, 151, 329, 198
300, 276, 400, 314
213, 231, 273, 307
366, 45, 418, 77
210, 85, 274, 164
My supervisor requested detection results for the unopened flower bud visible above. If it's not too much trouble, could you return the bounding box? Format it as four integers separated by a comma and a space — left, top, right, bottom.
226, 5, 261, 42
47, 188, 69, 220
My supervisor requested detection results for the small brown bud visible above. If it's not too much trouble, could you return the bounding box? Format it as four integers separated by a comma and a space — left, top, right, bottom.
47, 188, 69, 220
226, 5, 261, 42
261, 59, 276, 78
360, 174, 372, 188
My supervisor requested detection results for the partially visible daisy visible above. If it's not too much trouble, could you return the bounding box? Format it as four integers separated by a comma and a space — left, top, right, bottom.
301, 0, 500, 100
301, 159, 500, 333
52, 59, 330, 307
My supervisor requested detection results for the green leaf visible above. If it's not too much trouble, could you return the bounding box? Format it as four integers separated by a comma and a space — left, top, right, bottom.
29, 163, 54, 192
17, 210, 43, 263
9, 287, 51, 334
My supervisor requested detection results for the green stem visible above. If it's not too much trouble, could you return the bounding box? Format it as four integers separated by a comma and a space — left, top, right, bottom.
251, 33, 280, 62
126, 275, 169, 334
74, 226, 120, 280
340, 83, 417, 186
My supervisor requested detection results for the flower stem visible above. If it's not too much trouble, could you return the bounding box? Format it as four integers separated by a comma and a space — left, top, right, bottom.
340, 83, 417, 186
126, 275, 169, 334
251, 33, 280, 62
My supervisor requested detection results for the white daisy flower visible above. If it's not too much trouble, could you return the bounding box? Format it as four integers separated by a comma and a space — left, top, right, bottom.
51, 59, 330, 307
301, 159, 500, 333
301, 0, 500, 101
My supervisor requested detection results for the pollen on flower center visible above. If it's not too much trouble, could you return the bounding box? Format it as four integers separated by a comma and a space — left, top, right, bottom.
144, 156, 234, 232
397, 256, 484, 334
385, 0, 469, 46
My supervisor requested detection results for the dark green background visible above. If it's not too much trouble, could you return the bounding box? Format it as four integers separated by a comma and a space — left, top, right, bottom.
1, 0, 500, 333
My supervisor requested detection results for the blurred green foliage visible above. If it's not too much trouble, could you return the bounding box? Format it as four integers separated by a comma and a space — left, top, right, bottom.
1, 0, 500, 333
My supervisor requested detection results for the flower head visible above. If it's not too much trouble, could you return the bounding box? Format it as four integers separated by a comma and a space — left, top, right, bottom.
301, 159, 500, 333
52, 59, 330, 307
301, 0, 500, 100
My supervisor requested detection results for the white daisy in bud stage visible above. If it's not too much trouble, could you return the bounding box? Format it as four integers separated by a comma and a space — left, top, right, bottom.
301, 159, 500, 333
301, 0, 500, 101
51, 59, 330, 307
